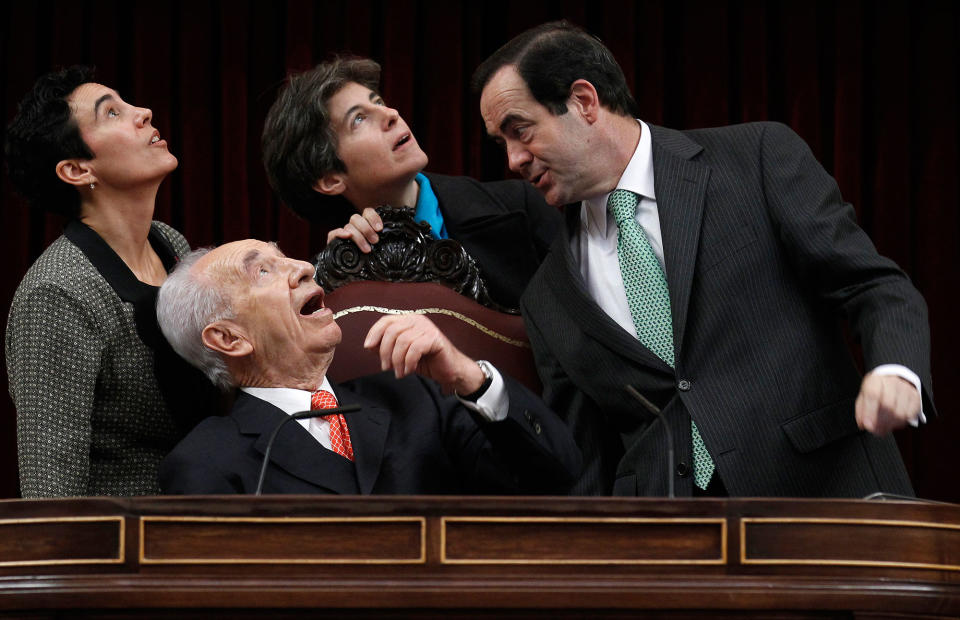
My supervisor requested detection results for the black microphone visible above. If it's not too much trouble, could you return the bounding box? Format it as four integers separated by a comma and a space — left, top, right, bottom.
255, 404, 361, 495
624, 385, 675, 498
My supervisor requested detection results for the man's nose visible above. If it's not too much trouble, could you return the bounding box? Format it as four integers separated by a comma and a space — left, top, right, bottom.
506, 142, 532, 172
287, 260, 316, 286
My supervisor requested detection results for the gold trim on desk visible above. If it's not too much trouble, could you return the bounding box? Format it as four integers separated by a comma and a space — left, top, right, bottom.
441, 516, 728, 565
334, 306, 530, 348
0, 515, 125, 567
139, 515, 426, 565
740, 517, 960, 571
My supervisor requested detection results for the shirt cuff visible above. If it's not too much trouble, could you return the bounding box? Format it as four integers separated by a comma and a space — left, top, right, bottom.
457, 361, 509, 422
870, 364, 926, 426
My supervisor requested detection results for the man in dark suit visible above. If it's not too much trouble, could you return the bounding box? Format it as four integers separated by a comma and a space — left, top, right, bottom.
262, 57, 561, 309
155, 239, 580, 495
472, 21, 933, 497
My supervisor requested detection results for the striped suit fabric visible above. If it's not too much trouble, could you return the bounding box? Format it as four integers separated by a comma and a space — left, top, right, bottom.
520, 122, 932, 497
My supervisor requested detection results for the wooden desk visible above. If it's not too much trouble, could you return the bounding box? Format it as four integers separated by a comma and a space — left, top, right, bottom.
1, 496, 958, 617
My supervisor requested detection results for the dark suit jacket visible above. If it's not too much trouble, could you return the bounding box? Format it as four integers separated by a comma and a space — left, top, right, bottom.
426, 173, 562, 309
159, 371, 581, 495
520, 122, 933, 498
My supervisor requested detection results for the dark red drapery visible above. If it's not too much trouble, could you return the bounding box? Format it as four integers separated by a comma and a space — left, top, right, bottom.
1, 0, 957, 500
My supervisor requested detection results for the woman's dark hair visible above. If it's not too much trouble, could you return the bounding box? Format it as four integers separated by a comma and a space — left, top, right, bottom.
262, 56, 381, 229
5, 65, 96, 217
472, 21, 638, 118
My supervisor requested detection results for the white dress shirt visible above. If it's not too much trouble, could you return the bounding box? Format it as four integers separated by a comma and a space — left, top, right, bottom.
571, 120, 924, 422
241, 365, 510, 450
573, 119, 660, 340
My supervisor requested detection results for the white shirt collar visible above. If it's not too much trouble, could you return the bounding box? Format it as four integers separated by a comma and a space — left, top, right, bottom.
582, 119, 655, 239
241, 376, 336, 416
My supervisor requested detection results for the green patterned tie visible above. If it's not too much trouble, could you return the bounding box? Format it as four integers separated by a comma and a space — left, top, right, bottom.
607, 189, 714, 490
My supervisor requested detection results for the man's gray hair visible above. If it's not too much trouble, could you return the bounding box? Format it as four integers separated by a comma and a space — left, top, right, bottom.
157, 248, 236, 391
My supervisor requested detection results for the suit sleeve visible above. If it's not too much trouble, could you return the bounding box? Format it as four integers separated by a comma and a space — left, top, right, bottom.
158, 423, 243, 495
431, 373, 581, 495
158, 454, 240, 495
759, 122, 934, 413
521, 301, 622, 495
7, 283, 101, 497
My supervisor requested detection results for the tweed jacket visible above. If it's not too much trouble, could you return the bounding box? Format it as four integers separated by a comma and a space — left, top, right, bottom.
7, 220, 192, 497
521, 122, 932, 498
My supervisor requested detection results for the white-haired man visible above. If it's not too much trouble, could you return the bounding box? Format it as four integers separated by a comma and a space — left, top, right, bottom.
156, 239, 580, 495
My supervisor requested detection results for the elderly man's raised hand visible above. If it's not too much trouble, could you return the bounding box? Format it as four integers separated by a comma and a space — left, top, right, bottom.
363, 314, 485, 395
855, 372, 922, 436
326, 207, 383, 253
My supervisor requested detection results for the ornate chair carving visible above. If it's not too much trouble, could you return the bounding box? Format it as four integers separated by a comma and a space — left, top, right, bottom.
313, 205, 514, 314
314, 207, 540, 393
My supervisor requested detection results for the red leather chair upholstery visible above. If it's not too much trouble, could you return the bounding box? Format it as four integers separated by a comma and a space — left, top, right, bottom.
324, 281, 541, 393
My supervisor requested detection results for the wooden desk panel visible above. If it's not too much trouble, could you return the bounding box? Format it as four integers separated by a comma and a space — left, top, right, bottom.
441, 517, 726, 564
0, 516, 123, 567
742, 517, 960, 570
141, 516, 425, 564
0, 496, 956, 617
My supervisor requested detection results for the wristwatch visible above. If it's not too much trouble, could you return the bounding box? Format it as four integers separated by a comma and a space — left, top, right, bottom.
459, 360, 494, 402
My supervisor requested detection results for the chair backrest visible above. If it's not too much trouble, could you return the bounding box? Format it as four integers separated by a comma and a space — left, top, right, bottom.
313, 205, 515, 313
324, 281, 541, 393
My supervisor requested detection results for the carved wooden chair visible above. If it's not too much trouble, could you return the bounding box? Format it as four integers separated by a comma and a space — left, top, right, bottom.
314, 207, 540, 393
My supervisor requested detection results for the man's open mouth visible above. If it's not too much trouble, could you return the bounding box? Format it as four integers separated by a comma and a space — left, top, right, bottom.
300, 292, 325, 315
394, 134, 411, 150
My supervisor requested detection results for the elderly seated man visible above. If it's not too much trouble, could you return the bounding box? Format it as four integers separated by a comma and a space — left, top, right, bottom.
156, 239, 580, 495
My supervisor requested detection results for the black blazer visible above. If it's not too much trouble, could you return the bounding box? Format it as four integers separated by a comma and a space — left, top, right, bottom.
520, 122, 933, 498
427, 173, 562, 309
159, 371, 581, 495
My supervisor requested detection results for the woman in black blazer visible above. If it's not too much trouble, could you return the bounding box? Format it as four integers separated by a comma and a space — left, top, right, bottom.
262, 56, 562, 310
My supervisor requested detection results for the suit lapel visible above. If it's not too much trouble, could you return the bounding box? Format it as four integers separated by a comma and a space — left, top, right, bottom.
544, 208, 672, 372
234, 392, 359, 495
329, 384, 391, 494
649, 125, 709, 359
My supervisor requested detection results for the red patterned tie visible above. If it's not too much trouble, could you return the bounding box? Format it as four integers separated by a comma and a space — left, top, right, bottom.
310, 390, 354, 462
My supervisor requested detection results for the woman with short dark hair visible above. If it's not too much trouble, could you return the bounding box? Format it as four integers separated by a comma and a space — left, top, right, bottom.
261, 57, 562, 310
5, 66, 215, 497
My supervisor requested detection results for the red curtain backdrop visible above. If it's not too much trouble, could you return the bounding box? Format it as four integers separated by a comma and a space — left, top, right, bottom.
1, 0, 957, 500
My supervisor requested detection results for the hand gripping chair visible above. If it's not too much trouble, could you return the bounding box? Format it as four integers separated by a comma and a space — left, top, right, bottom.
314, 206, 541, 393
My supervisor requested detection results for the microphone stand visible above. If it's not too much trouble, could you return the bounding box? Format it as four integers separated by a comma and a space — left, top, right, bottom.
255, 404, 361, 495
624, 385, 675, 498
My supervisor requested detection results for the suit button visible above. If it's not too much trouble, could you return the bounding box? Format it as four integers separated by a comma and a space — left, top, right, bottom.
678, 379, 691, 392
676, 462, 691, 478
524, 410, 542, 435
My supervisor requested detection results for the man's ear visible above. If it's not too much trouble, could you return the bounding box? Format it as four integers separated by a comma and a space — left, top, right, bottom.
312, 172, 347, 196
55, 159, 95, 187
569, 79, 601, 124
201, 320, 253, 358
